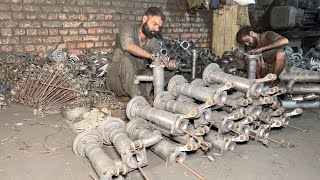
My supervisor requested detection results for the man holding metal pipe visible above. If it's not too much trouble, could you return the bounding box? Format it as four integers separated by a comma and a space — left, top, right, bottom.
106, 7, 176, 98
236, 26, 289, 86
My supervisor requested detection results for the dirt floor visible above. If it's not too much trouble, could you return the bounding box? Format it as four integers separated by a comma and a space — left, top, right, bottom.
1, 105, 320, 180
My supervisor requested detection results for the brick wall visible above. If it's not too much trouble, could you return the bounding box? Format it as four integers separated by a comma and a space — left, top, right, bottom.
0, 0, 212, 56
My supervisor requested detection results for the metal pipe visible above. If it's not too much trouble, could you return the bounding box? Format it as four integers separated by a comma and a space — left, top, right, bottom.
281, 100, 320, 109
153, 91, 204, 118
204, 130, 236, 153
126, 117, 162, 148
191, 49, 198, 79
73, 130, 120, 180
290, 84, 320, 94
134, 75, 153, 84
245, 54, 261, 79
126, 96, 189, 135
202, 63, 270, 97
280, 67, 320, 82
98, 117, 148, 171
151, 57, 165, 96
209, 111, 234, 134
150, 140, 187, 164
168, 75, 229, 107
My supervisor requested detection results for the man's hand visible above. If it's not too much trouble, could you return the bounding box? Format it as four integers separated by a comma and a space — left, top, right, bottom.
166, 60, 177, 70
248, 47, 264, 54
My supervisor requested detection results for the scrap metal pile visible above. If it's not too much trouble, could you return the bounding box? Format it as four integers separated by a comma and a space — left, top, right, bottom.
279, 45, 320, 109
158, 36, 218, 79
0, 49, 125, 116
73, 60, 302, 179
209, 45, 320, 110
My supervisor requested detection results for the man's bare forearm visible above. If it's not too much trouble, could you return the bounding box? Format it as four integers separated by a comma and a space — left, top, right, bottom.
125, 44, 152, 59
261, 38, 289, 51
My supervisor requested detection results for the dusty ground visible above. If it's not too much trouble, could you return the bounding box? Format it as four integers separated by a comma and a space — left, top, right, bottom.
0, 105, 319, 180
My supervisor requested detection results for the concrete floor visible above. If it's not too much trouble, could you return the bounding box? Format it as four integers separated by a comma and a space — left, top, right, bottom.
0, 105, 319, 180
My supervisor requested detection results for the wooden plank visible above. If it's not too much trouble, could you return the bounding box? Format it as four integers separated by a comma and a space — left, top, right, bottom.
231, 4, 239, 51
224, 5, 233, 52
216, 7, 226, 56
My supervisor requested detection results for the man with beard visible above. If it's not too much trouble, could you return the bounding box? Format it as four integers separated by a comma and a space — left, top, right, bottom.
236, 26, 289, 86
106, 7, 176, 98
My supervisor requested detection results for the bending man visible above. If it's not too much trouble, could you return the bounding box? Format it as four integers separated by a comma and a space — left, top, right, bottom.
236, 26, 289, 86
106, 7, 176, 98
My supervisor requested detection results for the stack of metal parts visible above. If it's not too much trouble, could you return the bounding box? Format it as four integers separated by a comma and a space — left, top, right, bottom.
0, 49, 125, 116
158, 36, 218, 78
73, 63, 302, 180
280, 45, 320, 109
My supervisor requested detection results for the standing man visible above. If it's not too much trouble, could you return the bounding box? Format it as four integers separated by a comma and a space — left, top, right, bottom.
106, 7, 176, 98
236, 26, 289, 86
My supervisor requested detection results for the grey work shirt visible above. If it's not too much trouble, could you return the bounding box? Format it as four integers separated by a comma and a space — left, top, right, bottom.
112, 23, 161, 61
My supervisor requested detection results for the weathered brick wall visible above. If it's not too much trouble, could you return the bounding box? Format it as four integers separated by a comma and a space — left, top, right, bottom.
0, 0, 212, 56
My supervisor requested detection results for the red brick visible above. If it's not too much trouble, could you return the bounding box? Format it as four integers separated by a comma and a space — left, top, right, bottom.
13, 12, 25, 20
49, 29, 59, 35
95, 42, 103, 47
0, 29, 13, 36
86, 42, 94, 48
79, 14, 87, 20
63, 36, 82, 42
38, 29, 48, 35
105, 15, 112, 20
104, 28, 112, 33
25, 45, 35, 52
83, 21, 99, 27
101, 35, 115, 41
59, 29, 68, 35
11, 4, 23, 11
42, 21, 62, 28
48, 13, 58, 20
83, 35, 99, 41
21, 37, 42, 44
100, 21, 116, 27
35, 45, 47, 51
26, 29, 37, 36
67, 43, 76, 49
59, 13, 67, 20
79, 28, 87, 35
69, 29, 78, 35
47, 44, 57, 51
0, 37, 19, 44
14, 29, 26, 36
88, 28, 97, 34
0, 12, 12, 20
1, 45, 13, 52
57, 43, 67, 49
19, 21, 41, 28
63, 21, 82, 28
96, 28, 104, 34
43, 36, 62, 43
77, 43, 86, 49
26, 13, 37, 19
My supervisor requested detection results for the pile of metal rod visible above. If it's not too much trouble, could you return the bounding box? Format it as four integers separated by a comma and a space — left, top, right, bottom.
13, 63, 79, 116
0, 49, 126, 116
74, 63, 302, 180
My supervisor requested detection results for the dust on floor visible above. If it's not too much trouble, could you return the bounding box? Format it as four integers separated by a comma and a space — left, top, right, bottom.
0, 105, 319, 180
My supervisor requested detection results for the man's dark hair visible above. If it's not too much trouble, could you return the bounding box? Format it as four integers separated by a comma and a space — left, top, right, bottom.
236, 26, 254, 44
144, 7, 166, 21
